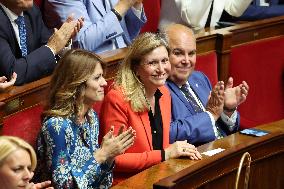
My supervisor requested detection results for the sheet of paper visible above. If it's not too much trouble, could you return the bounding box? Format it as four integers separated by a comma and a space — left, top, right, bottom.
201, 148, 225, 156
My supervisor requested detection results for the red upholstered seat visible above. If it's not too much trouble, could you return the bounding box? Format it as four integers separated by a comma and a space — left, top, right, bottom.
34, 0, 42, 8
196, 51, 218, 86
230, 36, 284, 128
141, 0, 161, 33
2, 104, 44, 148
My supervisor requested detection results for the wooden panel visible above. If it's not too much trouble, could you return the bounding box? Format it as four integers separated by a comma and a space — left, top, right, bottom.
0, 77, 50, 125
196, 34, 218, 54
112, 119, 284, 189
230, 16, 284, 46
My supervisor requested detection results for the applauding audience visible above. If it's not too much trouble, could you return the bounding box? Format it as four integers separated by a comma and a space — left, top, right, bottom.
0, 0, 83, 85
35, 49, 135, 188
44, 0, 146, 53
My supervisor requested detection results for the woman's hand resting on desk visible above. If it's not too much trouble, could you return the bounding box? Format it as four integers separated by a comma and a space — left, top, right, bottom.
94, 125, 136, 164
165, 140, 202, 160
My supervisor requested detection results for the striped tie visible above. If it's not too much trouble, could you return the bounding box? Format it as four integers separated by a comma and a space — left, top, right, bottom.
15, 16, 28, 57
180, 84, 203, 113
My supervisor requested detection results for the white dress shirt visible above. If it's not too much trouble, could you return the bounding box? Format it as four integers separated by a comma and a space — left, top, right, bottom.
183, 81, 237, 139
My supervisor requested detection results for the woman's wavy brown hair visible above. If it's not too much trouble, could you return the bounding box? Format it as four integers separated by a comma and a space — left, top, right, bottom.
43, 49, 105, 118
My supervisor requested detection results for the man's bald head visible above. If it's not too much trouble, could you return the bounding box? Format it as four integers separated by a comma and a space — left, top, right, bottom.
164, 24, 195, 47
163, 24, 197, 86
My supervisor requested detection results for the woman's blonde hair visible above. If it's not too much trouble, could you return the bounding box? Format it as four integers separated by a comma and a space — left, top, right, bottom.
115, 32, 169, 112
43, 49, 105, 118
0, 136, 37, 171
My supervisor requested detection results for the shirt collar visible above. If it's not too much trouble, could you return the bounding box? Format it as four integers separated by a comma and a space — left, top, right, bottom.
154, 88, 163, 100
178, 81, 190, 89
0, 3, 24, 23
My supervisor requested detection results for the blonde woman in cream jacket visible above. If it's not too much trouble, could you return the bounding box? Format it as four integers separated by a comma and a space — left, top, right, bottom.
159, 0, 252, 31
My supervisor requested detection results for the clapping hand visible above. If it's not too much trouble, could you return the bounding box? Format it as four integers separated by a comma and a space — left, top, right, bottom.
206, 81, 225, 121
27, 181, 54, 189
224, 77, 249, 112
95, 125, 136, 164
47, 15, 84, 54
65, 14, 84, 39
25, 172, 53, 189
0, 72, 17, 91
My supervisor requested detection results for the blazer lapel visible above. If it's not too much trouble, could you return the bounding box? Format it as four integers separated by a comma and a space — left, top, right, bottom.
159, 89, 170, 148
188, 78, 207, 107
167, 80, 196, 114
92, 0, 107, 17
138, 111, 153, 150
105, 0, 111, 10
0, 6, 21, 56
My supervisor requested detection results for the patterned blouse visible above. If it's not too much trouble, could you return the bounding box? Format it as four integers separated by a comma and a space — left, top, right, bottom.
36, 110, 113, 189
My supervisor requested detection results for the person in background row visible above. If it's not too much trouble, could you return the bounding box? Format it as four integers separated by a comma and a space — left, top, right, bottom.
36, 49, 136, 188
44, 0, 146, 53
0, 0, 83, 85
164, 24, 249, 145
159, 0, 252, 31
0, 136, 54, 189
235, 0, 284, 20
100, 32, 202, 185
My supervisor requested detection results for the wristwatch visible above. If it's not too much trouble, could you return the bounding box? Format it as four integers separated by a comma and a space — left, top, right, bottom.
111, 8, 122, 21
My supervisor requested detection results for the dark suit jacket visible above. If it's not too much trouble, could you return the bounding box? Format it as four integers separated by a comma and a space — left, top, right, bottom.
239, 0, 284, 20
0, 5, 56, 85
167, 71, 240, 146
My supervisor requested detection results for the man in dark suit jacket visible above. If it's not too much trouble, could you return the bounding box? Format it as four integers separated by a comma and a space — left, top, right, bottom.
0, 0, 83, 85
238, 0, 284, 20
164, 24, 249, 145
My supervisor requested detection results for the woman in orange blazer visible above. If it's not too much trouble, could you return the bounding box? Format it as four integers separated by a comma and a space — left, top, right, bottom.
100, 32, 202, 184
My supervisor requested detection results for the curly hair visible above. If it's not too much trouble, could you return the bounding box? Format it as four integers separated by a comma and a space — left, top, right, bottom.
43, 49, 105, 118
115, 32, 169, 112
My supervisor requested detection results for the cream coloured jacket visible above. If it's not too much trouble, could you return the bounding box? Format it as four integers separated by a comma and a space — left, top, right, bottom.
159, 0, 252, 30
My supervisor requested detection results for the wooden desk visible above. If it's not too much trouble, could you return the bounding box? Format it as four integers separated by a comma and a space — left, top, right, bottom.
112, 119, 284, 189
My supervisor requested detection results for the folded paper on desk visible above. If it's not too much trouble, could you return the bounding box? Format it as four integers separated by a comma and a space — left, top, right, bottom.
240, 128, 269, 137
201, 148, 225, 156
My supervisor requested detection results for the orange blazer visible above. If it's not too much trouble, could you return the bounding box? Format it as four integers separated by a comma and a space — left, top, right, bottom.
100, 85, 171, 183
